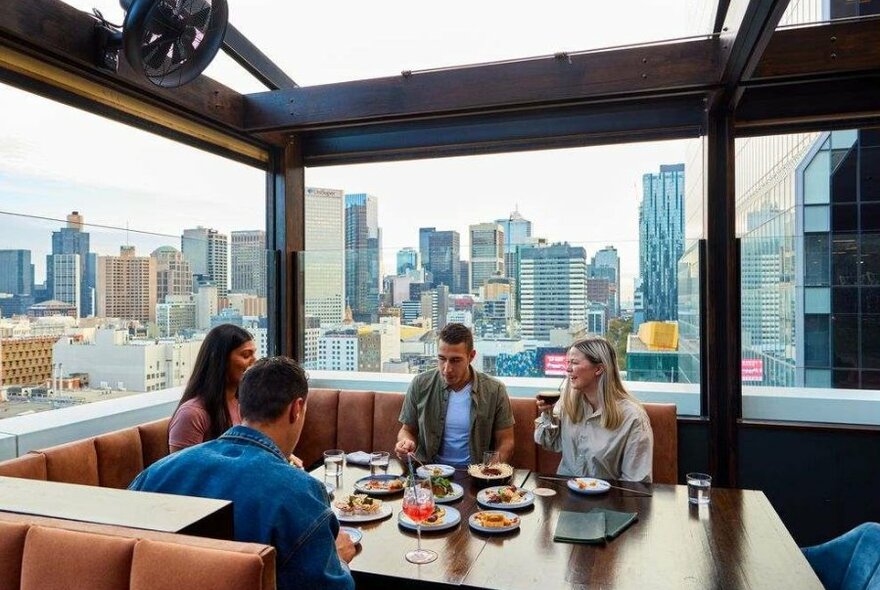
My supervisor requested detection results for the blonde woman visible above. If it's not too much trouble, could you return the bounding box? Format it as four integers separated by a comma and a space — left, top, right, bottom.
535, 337, 653, 482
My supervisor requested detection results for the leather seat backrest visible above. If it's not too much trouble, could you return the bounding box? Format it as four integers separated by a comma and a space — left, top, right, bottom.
137, 418, 171, 468
372, 393, 405, 454
294, 389, 339, 468
0, 521, 28, 590
0, 453, 47, 482
94, 428, 144, 489
20, 526, 135, 590
39, 438, 99, 487
335, 390, 375, 453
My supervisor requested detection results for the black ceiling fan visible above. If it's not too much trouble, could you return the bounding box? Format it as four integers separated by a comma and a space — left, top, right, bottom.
95, 0, 228, 88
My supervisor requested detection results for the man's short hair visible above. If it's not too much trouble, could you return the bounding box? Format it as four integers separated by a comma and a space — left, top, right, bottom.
438, 323, 474, 352
238, 356, 308, 423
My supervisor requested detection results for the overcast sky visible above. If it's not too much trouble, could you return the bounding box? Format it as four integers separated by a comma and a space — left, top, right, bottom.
1, 0, 712, 303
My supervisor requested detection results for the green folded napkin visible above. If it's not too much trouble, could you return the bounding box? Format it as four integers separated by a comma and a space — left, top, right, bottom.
553, 508, 638, 544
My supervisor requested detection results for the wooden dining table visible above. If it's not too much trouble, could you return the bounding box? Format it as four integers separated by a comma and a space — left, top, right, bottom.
311, 461, 822, 590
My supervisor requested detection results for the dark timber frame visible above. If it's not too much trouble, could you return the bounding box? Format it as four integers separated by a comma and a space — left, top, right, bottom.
2, 0, 880, 490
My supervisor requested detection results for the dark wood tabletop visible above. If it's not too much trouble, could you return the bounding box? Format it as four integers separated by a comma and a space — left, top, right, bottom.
311, 464, 821, 590
312, 459, 530, 588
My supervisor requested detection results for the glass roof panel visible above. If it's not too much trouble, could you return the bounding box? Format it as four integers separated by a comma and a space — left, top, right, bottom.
780, 0, 880, 27
60, 0, 719, 90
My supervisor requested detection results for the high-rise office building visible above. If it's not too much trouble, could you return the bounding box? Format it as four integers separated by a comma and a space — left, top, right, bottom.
156, 295, 196, 337
396, 247, 419, 275
52, 254, 81, 318
345, 193, 381, 323
495, 208, 532, 281
639, 164, 685, 322
0, 250, 34, 316
46, 211, 95, 317
589, 246, 620, 318
518, 243, 587, 341
427, 230, 461, 293
181, 226, 228, 297
419, 227, 436, 273
793, 129, 880, 389
469, 223, 505, 296
230, 230, 266, 297
151, 246, 192, 304
96, 246, 157, 324
305, 187, 346, 327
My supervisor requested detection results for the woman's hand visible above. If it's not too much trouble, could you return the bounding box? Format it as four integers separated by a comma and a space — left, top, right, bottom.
288, 454, 303, 469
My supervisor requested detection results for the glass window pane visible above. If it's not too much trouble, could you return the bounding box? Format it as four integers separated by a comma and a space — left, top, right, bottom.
804, 149, 830, 205
805, 368, 832, 387
832, 235, 858, 286
862, 315, 880, 369
860, 147, 880, 202
832, 204, 857, 232
804, 314, 830, 367
832, 148, 857, 203
863, 287, 880, 314
804, 234, 830, 286
833, 287, 858, 314
805, 288, 830, 313
832, 130, 858, 151
862, 233, 880, 286
804, 206, 830, 232
862, 204, 880, 231
832, 314, 858, 368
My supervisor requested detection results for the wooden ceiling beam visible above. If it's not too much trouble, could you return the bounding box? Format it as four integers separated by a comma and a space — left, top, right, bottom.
243, 39, 721, 133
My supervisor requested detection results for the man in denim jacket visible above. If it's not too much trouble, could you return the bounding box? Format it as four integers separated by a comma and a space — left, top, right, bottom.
130, 357, 355, 590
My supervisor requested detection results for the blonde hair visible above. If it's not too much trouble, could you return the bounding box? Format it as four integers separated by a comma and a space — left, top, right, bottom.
560, 337, 641, 430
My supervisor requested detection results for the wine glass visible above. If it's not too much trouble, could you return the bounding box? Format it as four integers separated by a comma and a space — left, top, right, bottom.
536, 380, 564, 430
402, 474, 437, 564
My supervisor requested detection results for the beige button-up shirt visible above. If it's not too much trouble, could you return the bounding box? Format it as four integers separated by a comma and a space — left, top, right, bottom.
535, 397, 653, 483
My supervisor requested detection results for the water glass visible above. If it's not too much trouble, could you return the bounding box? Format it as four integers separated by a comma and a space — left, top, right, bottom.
324, 449, 345, 485
687, 472, 712, 505
370, 451, 390, 476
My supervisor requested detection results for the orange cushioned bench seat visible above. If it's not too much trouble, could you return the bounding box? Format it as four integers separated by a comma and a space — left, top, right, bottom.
0, 511, 275, 590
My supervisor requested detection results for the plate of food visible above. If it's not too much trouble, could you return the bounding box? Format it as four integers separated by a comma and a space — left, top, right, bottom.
339, 526, 363, 545
476, 485, 535, 509
567, 477, 611, 495
416, 464, 455, 478
467, 462, 514, 481
398, 505, 461, 532
468, 510, 521, 533
333, 494, 394, 523
352, 474, 405, 495
430, 476, 464, 503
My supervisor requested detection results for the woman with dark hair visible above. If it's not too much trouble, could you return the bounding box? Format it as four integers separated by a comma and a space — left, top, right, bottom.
168, 324, 256, 452
535, 336, 653, 482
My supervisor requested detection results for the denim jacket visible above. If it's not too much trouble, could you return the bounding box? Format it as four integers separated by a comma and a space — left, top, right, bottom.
129, 425, 353, 590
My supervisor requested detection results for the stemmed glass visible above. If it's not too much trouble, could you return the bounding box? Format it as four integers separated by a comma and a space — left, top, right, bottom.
402, 474, 437, 564
536, 378, 565, 430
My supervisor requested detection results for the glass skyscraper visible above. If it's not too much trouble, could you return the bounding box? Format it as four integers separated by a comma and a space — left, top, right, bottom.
47, 211, 95, 317
345, 193, 381, 323
0, 249, 34, 316
639, 164, 685, 323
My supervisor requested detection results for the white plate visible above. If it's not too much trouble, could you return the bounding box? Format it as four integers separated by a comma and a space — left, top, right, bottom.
476, 486, 535, 510
333, 504, 393, 523
339, 526, 363, 544
468, 510, 521, 534
433, 482, 464, 503
398, 506, 461, 532
567, 477, 611, 495
416, 464, 455, 478
352, 474, 405, 495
